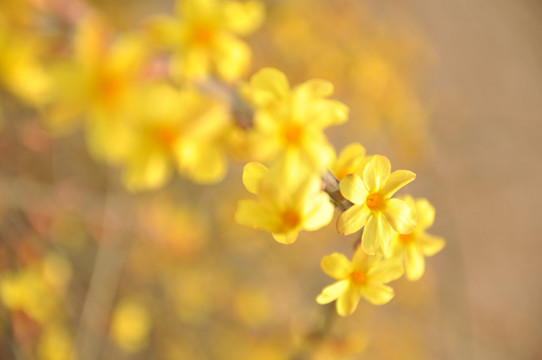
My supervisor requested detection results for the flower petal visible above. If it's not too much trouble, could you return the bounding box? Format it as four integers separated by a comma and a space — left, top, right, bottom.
367, 258, 404, 283
363, 155, 390, 192
303, 193, 334, 231
419, 233, 446, 256
360, 284, 394, 305
339, 174, 367, 205
242, 162, 268, 195
316, 280, 349, 304
249, 67, 290, 106
320, 253, 352, 280
381, 170, 416, 198
222, 0, 264, 35
336, 285, 360, 316
384, 198, 417, 234
337, 205, 370, 235
235, 200, 275, 230
405, 245, 425, 281
214, 34, 251, 81
271, 231, 298, 245
415, 198, 436, 230
361, 213, 393, 255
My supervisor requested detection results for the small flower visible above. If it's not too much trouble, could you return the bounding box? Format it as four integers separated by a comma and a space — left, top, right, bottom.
316, 249, 403, 316
120, 84, 229, 191
243, 68, 348, 175
146, 0, 264, 81
235, 162, 334, 244
46, 15, 148, 163
330, 142, 372, 181
389, 196, 445, 280
337, 155, 416, 256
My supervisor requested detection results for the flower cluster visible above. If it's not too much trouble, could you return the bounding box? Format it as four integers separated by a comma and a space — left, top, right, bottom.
234, 69, 445, 316
0, 3, 446, 360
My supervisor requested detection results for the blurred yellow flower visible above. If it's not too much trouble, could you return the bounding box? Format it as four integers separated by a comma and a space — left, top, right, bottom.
120, 84, 229, 190
243, 68, 348, 175
110, 297, 151, 353
337, 155, 416, 256
389, 196, 445, 280
0, 15, 50, 105
316, 249, 403, 316
235, 162, 334, 244
147, 0, 264, 81
330, 142, 372, 181
46, 15, 148, 162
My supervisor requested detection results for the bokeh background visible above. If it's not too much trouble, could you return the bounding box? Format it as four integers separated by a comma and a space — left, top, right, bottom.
1, 0, 541, 359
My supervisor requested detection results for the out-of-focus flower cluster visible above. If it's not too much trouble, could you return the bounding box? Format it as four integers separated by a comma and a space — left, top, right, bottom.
0, 0, 444, 359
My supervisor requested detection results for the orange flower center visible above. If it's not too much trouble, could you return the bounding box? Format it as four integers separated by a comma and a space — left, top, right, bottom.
281, 209, 300, 229
282, 123, 303, 145
192, 24, 215, 46
97, 71, 124, 106
399, 233, 413, 244
366, 192, 384, 210
349, 271, 367, 285
153, 126, 178, 149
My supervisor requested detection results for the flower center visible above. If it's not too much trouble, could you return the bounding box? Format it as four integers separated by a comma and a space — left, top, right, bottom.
281, 209, 300, 229
97, 71, 124, 106
366, 192, 384, 210
282, 122, 303, 145
399, 233, 413, 244
192, 24, 215, 46
153, 126, 178, 148
349, 271, 367, 285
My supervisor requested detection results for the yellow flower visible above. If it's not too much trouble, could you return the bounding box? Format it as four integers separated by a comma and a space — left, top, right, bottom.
0, 15, 50, 105
389, 196, 445, 280
46, 15, 148, 162
337, 155, 416, 256
243, 68, 348, 175
110, 297, 151, 353
120, 84, 229, 191
316, 249, 403, 316
147, 0, 264, 81
330, 142, 372, 181
235, 162, 334, 244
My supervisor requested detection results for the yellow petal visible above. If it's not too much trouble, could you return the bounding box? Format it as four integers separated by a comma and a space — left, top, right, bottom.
271, 231, 298, 245
309, 99, 349, 127
339, 174, 367, 205
405, 245, 425, 281
362, 213, 392, 256
214, 34, 251, 81
296, 79, 334, 98
363, 155, 390, 192
336, 285, 360, 316
419, 233, 446, 256
183, 143, 227, 184
316, 280, 349, 304
242, 162, 268, 195
381, 170, 416, 198
145, 16, 181, 47
367, 258, 404, 283
123, 152, 171, 192
223, 0, 265, 35
320, 253, 352, 280
302, 193, 334, 231
360, 284, 394, 305
383, 198, 417, 234
415, 198, 436, 230
337, 204, 370, 235
332, 143, 367, 179
249, 67, 290, 105
235, 200, 275, 229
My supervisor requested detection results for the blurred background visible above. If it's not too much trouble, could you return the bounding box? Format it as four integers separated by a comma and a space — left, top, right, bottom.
1, 0, 541, 359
